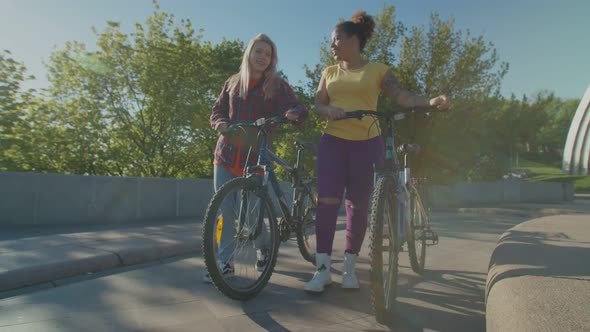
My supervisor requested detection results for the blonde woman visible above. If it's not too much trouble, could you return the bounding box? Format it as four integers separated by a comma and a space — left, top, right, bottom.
204, 33, 307, 282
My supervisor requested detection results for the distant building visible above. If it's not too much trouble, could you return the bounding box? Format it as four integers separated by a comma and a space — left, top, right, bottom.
562, 84, 590, 175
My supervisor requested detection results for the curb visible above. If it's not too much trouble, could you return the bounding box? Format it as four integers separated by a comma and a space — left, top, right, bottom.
0, 239, 201, 293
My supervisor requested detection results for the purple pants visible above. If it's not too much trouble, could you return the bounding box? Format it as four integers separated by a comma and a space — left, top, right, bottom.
315, 134, 384, 255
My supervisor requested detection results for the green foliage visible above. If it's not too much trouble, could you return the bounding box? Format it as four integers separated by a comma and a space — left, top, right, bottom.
387, 12, 511, 183
303, 5, 512, 183
0, 50, 37, 171
270, 83, 322, 180
0, 2, 581, 187
298, 4, 582, 184
40, 6, 243, 177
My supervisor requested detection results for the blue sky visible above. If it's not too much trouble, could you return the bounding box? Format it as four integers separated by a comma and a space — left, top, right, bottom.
2, 0, 589, 99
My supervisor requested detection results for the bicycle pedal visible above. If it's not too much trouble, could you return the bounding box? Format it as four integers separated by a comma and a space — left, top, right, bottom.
397, 242, 406, 252
426, 232, 439, 246
422, 230, 439, 246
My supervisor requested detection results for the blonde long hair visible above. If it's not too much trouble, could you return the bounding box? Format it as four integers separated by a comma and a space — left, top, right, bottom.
228, 33, 280, 100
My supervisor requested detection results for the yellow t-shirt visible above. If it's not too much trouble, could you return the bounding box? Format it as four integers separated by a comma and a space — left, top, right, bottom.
322, 62, 389, 140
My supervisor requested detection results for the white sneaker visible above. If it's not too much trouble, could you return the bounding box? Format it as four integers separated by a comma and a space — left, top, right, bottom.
255, 248, 269, 272
304, 253, 332, 292
203, 262, 234, 283
342, 252, 359, 289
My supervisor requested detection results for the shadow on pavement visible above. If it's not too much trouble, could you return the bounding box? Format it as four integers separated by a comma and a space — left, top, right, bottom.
382, 269, 487, 332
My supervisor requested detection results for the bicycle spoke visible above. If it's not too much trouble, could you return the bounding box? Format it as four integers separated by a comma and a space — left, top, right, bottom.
202, 177, 279, 300
369, 177, 399, 324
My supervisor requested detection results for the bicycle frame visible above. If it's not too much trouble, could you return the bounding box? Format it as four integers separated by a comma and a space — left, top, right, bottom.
255, 135, 296, 224
374, 115, 413, 244
240, 119, 315, 240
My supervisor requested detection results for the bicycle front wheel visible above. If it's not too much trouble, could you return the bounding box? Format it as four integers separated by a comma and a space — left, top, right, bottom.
406, 181, 427, 274
368, 176, 399, 324
296, 177, 317, 264
202, 176, 279, 301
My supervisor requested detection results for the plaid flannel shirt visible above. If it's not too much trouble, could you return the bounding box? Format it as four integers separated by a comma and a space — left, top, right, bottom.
210, 77, 308, 175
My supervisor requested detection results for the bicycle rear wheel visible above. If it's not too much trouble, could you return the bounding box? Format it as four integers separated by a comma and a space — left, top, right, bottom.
368, 176, 399, 324
202, 176, 279, 301
296, 177, 317, 264
406, 181, 427, 274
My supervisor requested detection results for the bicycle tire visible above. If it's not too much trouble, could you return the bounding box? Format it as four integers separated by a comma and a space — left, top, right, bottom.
406, 181, 427, 274
368, 176, 399, 324
202, 176, 279, 301
295, 177, 317, 264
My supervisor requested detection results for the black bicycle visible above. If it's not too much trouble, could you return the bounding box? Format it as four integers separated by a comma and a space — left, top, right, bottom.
202, 115, 317, 300
342, 108, 441, 323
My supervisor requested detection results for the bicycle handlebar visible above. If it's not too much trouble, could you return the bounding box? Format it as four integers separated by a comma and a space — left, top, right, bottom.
341, 106, 442, 120
223, 115, 298, 134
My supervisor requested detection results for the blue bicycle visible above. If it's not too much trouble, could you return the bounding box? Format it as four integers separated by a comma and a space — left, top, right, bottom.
342, 108, 440, 323
202, 115, 318, 300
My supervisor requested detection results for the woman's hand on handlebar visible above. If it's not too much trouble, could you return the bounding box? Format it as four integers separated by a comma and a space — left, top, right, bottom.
216, 122, 240, 139
316, 106, 346, 120
285, 112, 299, 121
216, 122, 228, 134
429, 95, 451, 110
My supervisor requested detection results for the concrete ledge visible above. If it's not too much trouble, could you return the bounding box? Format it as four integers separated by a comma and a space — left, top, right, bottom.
487, 276, 590, 331
0, 222, 201, 292
486, 215, 590, 331
0, 246, 122, 291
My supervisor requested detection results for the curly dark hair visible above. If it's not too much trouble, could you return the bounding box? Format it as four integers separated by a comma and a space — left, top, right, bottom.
335, 10, 375, 52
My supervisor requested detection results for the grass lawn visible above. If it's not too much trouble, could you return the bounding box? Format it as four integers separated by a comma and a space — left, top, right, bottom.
517, 159, 590, 193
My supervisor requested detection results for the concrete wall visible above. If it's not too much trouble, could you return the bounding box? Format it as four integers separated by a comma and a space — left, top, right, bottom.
431, 178, 574, 208
0, 171, 214, 225
0, 171, 575, 225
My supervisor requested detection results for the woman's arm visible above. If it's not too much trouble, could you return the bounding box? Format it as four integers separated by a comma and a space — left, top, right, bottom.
210, 81, 231, 133
276, 79, 308, 122
381, 69, 451, 110
314, 75, 344, 120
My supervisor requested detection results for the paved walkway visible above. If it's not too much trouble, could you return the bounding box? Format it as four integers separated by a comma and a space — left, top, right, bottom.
2, 201, 589, 294
0, 200, 588, 331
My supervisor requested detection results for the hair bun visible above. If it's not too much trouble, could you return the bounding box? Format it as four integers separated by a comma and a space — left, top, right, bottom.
351, 10, 367, 24
351, 10, 374, 40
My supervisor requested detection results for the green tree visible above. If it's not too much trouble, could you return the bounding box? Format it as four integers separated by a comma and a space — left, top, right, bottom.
0, 50, 37, 171
272, 83, 322, 179
538, 97, 579, 157
44, 4, 243, 177
302, 4, 509, 183
524, 94, 579, 165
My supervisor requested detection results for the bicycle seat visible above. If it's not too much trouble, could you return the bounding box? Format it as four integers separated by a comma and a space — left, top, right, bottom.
398, 143, 421, 154
294, 140, 317, 153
